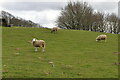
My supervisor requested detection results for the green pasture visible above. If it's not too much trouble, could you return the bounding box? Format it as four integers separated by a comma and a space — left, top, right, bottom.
2, 27, 118, 78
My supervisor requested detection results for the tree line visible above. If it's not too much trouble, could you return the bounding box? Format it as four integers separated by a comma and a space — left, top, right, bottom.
1, 10, 41, 27
56, 1, 120, 34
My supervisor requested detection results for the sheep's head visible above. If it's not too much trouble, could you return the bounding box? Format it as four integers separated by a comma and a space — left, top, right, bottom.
32, 38, 36, 43
96, 36, 100, 41
96, 39, 99, 41
96, 38, 100, 41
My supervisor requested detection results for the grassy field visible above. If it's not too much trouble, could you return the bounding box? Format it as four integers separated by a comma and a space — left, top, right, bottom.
2, 27, 118, 78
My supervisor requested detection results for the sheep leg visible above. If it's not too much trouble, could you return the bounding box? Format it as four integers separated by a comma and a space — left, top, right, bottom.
42, 48, 45, 52
35, 47, 38, 52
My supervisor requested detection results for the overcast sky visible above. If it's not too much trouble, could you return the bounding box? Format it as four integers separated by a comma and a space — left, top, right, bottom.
0, 0, 119, 28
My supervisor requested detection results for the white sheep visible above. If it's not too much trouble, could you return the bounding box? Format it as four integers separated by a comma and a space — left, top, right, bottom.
51, 27, 58, 33
96, 35, 107, 42
32, 38, 45, 52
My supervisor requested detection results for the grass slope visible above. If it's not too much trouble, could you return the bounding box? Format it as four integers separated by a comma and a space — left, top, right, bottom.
2, 27, 118, 78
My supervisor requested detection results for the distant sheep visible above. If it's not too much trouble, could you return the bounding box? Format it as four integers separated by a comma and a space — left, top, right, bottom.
96, 35, 107, 42
32, 38, 45, 52
51, 27, 58, 33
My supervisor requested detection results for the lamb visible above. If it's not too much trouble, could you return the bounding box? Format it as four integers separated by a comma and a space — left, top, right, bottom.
96, 35, 107, 42
51, 27, 58, 33
32, 38, 45, 52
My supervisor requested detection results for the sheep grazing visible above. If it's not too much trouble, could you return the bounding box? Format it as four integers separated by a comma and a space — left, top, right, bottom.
32, 38, 45, 52
96, 35, 107, 42
51, 27, 58, 33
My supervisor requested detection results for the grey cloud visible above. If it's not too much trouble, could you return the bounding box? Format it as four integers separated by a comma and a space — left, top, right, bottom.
118, 1, 120, 18
1, 1, 118, 14
89, 2, 118, 12
2, 2, 67, 11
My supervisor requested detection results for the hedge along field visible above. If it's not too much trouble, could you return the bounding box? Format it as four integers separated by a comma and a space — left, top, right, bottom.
2, 27, 118, 78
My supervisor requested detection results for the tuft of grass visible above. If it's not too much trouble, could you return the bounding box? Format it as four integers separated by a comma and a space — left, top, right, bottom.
2, 27, 118, 78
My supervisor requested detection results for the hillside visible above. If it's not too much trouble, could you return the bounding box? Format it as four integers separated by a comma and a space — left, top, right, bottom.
2, 27, 118, 78
1, 11, 41, 27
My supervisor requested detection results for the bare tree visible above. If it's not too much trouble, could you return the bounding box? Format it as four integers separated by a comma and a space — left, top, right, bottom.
56, 1, 119, 34
56, 1, 93, 30
105, 13, 119, 34
91, 12, 104, 32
